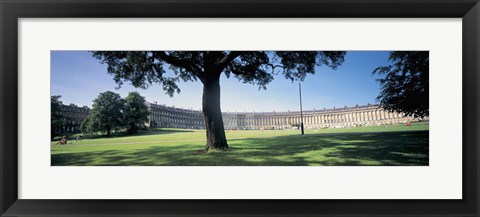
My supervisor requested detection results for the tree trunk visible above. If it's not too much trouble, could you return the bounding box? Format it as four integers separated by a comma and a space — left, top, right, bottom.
202, 76, 228, 151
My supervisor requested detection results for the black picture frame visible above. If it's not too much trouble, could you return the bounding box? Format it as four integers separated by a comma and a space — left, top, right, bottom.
1, 0, 479, 216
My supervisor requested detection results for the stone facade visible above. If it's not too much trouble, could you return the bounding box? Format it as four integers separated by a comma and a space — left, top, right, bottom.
147, 103, 428, 130
147, 103, 204, 129
58, 102, 427, 132
58, 102, 91, 132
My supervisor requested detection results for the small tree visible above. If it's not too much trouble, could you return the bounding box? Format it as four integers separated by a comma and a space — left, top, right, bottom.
123, 92, 149, 134
80, 115, 94, 135
81, 91, 124, 136
373, 51, 429, 118
51, 95, 69, 140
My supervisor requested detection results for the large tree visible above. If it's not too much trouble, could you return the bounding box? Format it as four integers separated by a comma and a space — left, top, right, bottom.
123, 91, 150, 134
81, 91, 125, 136
92, 51, 346, 150
373, 51, 429, 118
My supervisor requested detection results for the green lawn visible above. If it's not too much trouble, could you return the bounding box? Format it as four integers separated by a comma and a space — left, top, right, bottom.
51, 122, 429, 166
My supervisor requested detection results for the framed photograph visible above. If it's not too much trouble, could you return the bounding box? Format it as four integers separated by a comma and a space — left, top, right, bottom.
1, 0, 478, 216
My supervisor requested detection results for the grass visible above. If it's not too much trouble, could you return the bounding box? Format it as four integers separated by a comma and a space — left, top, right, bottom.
51, 122, 429, 166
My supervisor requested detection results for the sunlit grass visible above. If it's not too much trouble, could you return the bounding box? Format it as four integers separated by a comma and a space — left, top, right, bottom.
51, 122, 429, 166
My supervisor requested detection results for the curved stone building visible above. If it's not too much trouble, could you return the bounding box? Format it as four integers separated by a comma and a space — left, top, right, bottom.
147, 103, 427, 130
57, 102, 91, 133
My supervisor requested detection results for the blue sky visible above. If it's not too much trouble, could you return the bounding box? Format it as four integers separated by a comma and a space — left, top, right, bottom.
51, 51, 390, 112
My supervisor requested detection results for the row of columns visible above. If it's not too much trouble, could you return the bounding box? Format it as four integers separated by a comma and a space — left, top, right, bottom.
149, 109, 204, 128
223, 109, 405, 128
148, 107, 410, 129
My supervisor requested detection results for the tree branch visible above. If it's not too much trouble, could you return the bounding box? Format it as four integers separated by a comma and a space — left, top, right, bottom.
228, 61, 284, 76
264, 63, 284, 74
216, 51, 243, 72
154, 51, 205, 83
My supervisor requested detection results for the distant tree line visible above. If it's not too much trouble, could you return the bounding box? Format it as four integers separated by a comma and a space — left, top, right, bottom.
80, 91, 150, 136
51, 95, 72, 140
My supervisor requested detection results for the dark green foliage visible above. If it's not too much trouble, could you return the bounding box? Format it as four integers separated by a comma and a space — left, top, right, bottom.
81, 91, 150, 136
275, 51, 345, 82
51, 95, 64, 128
123, 92, 149, 134
92, 51, 346, 93
373, 51, 429, 118
81, 91, 125, 136
80, 115, 97, 135
51, 95, 70, 139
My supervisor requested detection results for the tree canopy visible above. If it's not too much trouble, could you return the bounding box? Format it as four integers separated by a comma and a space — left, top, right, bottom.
373, 51, 429, 118
92, 51, 346, 94
123, 91, 149, 134
81, 91, 125, 136
51, 95, 70, 139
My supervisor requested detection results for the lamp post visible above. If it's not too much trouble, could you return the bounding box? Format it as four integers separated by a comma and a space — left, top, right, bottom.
299, 82, 304, 135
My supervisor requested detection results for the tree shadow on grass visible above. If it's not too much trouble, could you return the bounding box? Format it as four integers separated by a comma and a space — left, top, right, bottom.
66, 128, 197, 141
51, 130, 428, 166
323, 132, 429, 165
51, 144, 308, 166
231, 131, 428, 166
